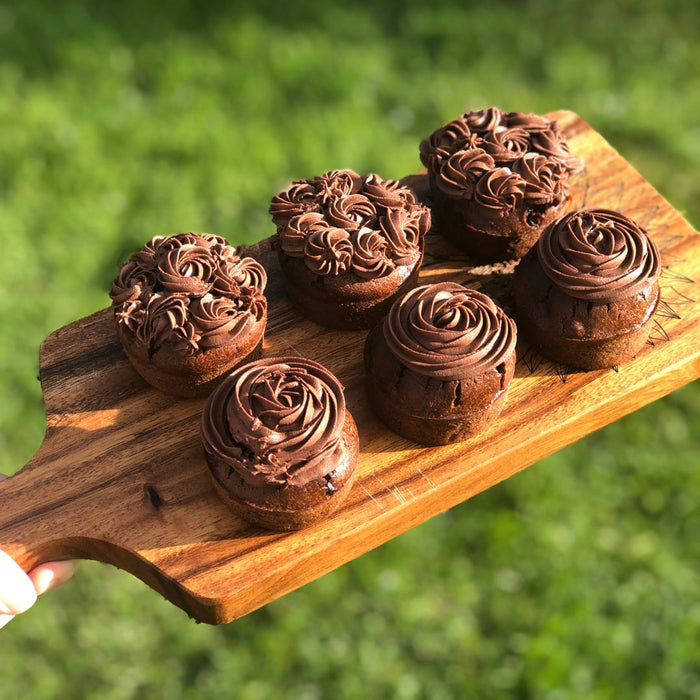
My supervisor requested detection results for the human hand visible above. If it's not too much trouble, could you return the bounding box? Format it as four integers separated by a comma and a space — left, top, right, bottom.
0, 474, 75, 628
0, 550, 75, 628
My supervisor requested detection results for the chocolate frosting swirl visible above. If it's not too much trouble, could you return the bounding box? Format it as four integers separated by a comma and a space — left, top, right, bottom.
214, 254, 267, 296
157, 242, 215, 296
110, 254, 157, 304
135, 293, 198, 353
512, 153, 567, 206
351, 229, 393, 278
473, 168, 526, 217
269, 182, 321, 228
271, 169, 430, 279
383, 282, 517, 380
362, 173, 414, 208
281, 212, 327, 257
304, 228, 354, 276
481, 126, 531, 163
436, 148, 496, 199
190, 293, 263, 350
464, 107, 504, 133
111, 232, 267, 356
201, 357, 347, 488
536, 209, 662, 302
418, 118, 477, 170
326, 193, 377, 231
530, 127, 582, 172
379, 208, 428, 264
503, 111, 551, 133
313, 169, 363, 206
420, 107, 582, 210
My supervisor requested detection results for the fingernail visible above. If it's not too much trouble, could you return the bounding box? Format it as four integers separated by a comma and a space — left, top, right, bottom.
29, 560, 76, 596
51, 560, 76, 589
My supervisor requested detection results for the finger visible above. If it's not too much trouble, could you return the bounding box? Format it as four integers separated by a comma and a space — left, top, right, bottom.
0, 550, 37, 616
28, 560, 76, 596
0, 612, 17, 629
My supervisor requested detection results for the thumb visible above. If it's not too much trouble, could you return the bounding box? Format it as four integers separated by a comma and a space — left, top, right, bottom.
0, 549, 37, 616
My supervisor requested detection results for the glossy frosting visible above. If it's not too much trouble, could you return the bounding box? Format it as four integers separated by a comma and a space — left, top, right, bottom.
420, 106, 580, 215
537, 208, 662, 301
201, 357, 347, 487
111, 233, 267, 355
270, 169, 430, 278
383, 282, 517, 380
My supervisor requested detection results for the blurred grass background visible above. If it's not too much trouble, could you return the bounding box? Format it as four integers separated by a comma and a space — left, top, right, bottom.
0, 0, 698, 697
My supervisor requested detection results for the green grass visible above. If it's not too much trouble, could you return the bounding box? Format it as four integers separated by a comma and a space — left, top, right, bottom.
0, 1, 698, 698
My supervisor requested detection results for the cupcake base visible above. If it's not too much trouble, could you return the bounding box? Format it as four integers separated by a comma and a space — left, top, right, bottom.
117, 322, 265, 398
277, 249, 423, 330
366, 380, 511, 446
513, 317, 657, 370
431, 185, 565, 262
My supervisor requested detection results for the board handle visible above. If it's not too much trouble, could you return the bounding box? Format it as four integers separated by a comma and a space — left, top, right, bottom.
0, 467, 84, 573
0, 465, 216, 622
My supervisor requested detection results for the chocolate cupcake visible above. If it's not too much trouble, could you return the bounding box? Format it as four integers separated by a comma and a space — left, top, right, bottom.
513, 208, 662, 369
364, 282, 517, 445
270, 169, 431, 329
420, 106, 582, 261
110, 233, 267, 397
200, 356, 359, 530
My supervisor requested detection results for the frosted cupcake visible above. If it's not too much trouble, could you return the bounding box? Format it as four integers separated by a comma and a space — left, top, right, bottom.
201, 356, 359, 530
513, 208, 662, 369
111, 233, 267, 397
364, 282, 517, 445
420, 107, 582, 261
270, 169, 431, 329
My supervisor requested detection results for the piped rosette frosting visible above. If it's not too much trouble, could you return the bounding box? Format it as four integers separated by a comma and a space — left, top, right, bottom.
110, 233, 267, 357
201, 357, 348, 488
536, 209, 661, 302
420, 107, 581, 222
270, 169, 430, 278
383, 282, 517, 381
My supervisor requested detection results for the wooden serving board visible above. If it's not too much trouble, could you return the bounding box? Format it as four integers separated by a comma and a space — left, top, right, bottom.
0, 111, 698, 624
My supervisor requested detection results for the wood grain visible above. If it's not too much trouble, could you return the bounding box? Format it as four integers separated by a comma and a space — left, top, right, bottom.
0, 111, 697, 624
